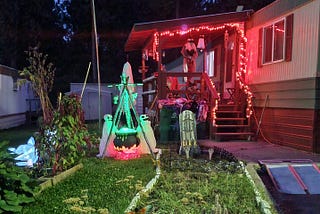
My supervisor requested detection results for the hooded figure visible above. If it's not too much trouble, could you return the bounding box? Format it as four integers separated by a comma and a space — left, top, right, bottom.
181, 38, 198, 82
122, 61, 134, 93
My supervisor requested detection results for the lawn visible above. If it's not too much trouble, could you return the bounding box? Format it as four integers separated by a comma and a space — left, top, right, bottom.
22, 157, 156, 213
0, 123, 38, 148
1, 123, 270, 213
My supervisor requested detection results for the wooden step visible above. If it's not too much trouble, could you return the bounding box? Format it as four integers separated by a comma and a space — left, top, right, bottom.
215, 117, 246, 121
214, 132, 254, 136
214, 124, 249, 128
216, 110, 241, 114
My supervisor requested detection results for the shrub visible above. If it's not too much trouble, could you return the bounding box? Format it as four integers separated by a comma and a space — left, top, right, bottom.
36, 94, 95, 175
0, 142, 37, 213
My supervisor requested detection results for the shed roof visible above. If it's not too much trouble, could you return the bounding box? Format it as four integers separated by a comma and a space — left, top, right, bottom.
125, 10, 253, 52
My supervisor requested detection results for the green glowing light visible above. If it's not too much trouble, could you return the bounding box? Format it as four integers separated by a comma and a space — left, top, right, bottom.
116, 127, 137, 135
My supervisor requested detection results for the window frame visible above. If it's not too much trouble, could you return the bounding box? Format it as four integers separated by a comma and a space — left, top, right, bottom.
262, 18, 286, 65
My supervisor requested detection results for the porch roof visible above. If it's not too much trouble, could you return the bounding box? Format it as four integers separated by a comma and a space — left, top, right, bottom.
125, 10, 253, 52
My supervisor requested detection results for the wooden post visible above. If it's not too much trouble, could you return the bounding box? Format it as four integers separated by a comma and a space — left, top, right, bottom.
141, 50, 146, 80
157, 35, 166, 99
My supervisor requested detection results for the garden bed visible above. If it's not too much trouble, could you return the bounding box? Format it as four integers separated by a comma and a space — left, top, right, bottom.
131, 149, 271, 214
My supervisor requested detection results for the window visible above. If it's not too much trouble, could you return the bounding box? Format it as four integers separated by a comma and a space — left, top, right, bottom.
13, 77, 19, 91
206, 48, 219, 77
206, 51, 215, 77
262, 19, 285, 64
258, 14, 293, 67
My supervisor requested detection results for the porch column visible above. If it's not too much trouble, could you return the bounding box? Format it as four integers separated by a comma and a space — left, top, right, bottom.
157, 35, 166, 99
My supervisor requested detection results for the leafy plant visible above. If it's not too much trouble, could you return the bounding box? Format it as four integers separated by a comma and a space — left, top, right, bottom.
0, 141, 37, 213
36, 94, 94, 175
19, 47, 55, 125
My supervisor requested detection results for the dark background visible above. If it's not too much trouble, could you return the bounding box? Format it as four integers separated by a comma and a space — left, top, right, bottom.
0, 0, 275, 103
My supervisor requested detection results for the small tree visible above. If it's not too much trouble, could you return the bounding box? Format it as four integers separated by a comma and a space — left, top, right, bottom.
19, 47, 55, 125
37, 94, 92, 175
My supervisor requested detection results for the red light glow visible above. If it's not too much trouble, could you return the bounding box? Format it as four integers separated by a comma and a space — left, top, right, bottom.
113, 144, 141, 160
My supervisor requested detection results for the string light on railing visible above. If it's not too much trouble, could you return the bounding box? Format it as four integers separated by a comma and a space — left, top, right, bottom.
212, 98, 219, 126
236, 33, 253, 118
153, 22, 253, 119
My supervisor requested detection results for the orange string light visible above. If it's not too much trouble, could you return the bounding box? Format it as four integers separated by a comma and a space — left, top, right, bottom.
152, 22, 253, 120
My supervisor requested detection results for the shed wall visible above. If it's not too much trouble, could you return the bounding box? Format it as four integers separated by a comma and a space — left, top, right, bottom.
0, 71, 35, 129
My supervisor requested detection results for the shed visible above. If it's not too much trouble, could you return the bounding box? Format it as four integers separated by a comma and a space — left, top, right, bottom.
0, 65, 37, 129
68, 83, 113, 121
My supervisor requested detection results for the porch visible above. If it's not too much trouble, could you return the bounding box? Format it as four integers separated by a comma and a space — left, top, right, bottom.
125, 10, 255, 142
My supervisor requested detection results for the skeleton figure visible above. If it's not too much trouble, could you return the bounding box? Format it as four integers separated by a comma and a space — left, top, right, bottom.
181, 38, 198, 82
179, 110, 198, 159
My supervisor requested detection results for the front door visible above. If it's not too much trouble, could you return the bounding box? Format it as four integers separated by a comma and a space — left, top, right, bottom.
223, 34, 236, 100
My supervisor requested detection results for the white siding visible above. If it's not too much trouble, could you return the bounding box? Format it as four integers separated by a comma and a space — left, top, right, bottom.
0, 73, 35, 129
69, 83, 144, 120
246, 0, 320, 84
0, 74, 34, 116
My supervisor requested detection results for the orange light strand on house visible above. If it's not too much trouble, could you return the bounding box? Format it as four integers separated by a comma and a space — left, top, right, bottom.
236, 30, 253, 118
152, 23, 253, 119
153, 32, 160, 61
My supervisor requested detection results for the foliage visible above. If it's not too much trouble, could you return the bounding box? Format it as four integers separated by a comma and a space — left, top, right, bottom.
36, 94, 94, 175
19, 48, 55, 125
0, 0, 276, 97
22, 157, 155, 213
136, 151, 261, 214
0, 141, 37, 213
0, 0, 64, 69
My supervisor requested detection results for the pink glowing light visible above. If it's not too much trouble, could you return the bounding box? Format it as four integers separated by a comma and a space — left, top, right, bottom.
114, 144, 141, 160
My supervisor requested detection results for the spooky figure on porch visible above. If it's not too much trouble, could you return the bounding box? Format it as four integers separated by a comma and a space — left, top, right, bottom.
181, 38, 198, 82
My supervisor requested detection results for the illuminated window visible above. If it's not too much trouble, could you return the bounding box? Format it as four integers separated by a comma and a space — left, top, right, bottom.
206, 51, 214, 77
206, 48, 218, 77
262, 19, 285, 64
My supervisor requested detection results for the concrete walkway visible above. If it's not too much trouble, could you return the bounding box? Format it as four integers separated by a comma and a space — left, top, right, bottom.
198, 140, 320, 163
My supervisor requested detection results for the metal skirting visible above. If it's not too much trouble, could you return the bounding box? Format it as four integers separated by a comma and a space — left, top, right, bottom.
259, 159, 320, 194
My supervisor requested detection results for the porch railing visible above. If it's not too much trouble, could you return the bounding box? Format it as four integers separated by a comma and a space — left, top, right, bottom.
142, 71, 220, 132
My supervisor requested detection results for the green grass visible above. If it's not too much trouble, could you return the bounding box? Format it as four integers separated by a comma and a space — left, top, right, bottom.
2, 124, 267, 213
0, 122, 100, 149
22, 156, 155, 213
0, 123, 38, 148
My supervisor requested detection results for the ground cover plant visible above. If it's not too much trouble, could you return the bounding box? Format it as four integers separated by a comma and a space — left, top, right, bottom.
22, 156, 155, 213
135, 149, 262, 214
0, 142, 38, 213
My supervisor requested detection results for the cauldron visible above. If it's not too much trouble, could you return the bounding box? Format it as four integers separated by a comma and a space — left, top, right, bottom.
114, 127, 140, 150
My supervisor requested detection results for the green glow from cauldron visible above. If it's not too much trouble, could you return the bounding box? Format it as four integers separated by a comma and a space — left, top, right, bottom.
115, 127, 137, 135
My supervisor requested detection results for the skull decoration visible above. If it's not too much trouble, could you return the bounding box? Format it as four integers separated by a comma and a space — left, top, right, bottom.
104, 114, 113, 121
140, 114, 149, 121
